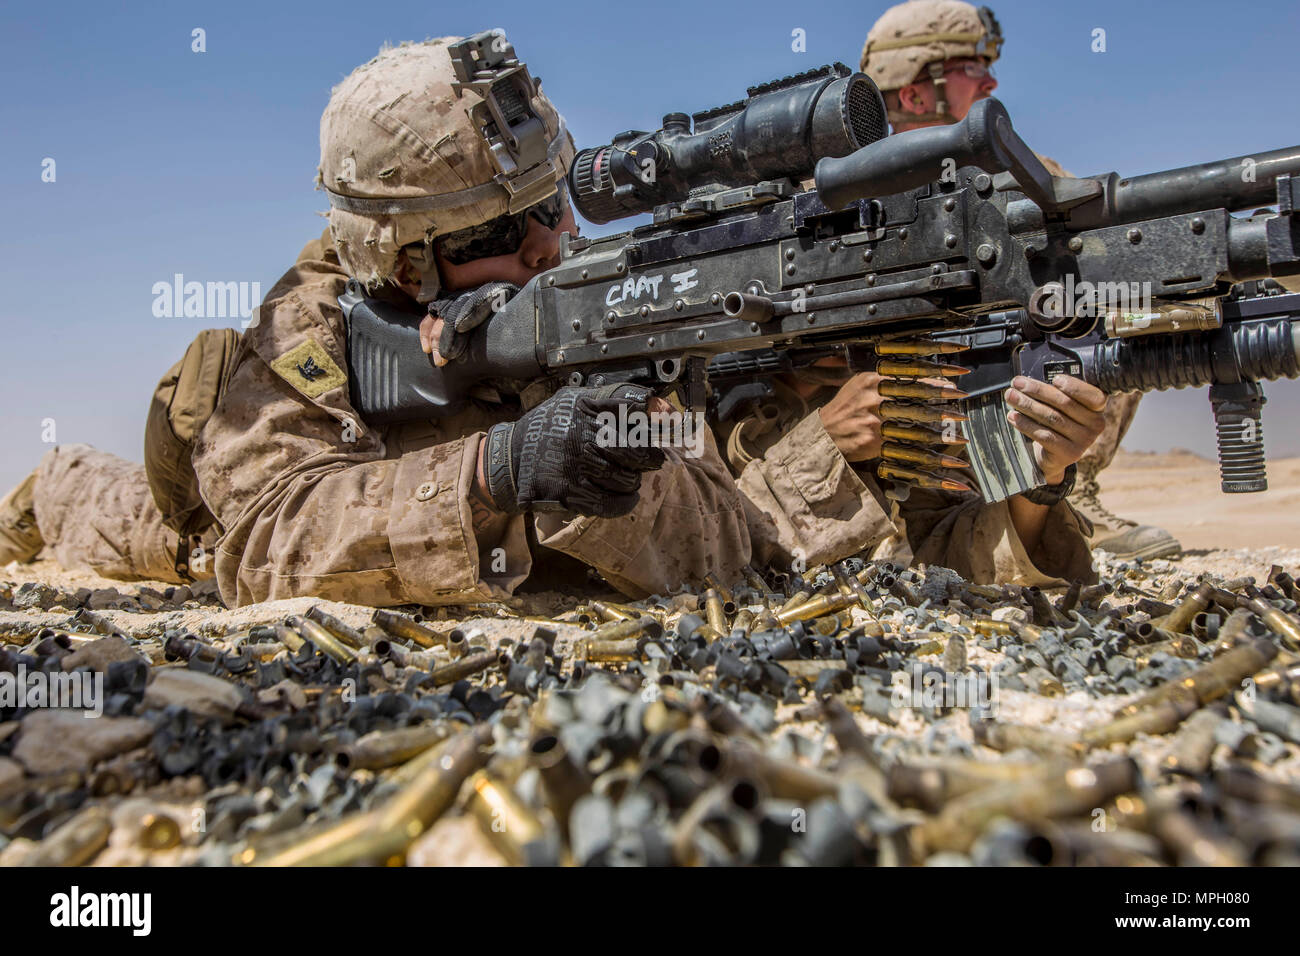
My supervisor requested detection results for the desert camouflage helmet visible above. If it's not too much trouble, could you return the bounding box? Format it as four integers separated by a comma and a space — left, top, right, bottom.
318, 31, 575, 292
861, 1, 1001, 123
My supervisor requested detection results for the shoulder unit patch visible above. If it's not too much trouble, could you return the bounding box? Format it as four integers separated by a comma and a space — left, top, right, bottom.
270, 338, 347, 399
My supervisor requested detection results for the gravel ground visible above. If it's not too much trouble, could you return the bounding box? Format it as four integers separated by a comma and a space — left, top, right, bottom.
2, 546, 1298, 867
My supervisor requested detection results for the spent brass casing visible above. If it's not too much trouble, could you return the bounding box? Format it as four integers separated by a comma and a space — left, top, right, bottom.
1058, 581, 1082, 615
717, 742, 841, 803
1024, 665, 1065, 697
907, 639, 944, 657
305, 606, 368, 649
1216, 765, 1300, 813
778, 590, 812, 615
1003, 621, 1045, 642
591, 615, 663, 642
832, 562, 875, 614
1253, 660, 1300, 692
581, 638, 640, 662
1272, 571, 1299, 601
876, 358, 971, 378
703, 573, 735, 606
879, 380, 969, 402
820, 697, 896, 812
586, 600, 635, 623
530, 734, 591, 835
285, 615, 357, 665
466, 770, 552, 866
741, 565, 769, 593
1081, 687, 1198, 748
774, 591, 857, 625
880, 422, 968, 446
1161, 707, 1225, 776
1079, 583, 1113, 605
429, 649, 500, 687
1120, 636, 1278, 716
1148, 806, 1245, 867
1155, 582, 1216, 635
250, 725, 492, 866
447, 628, 470, 660
730, 609, 755, 637
338, 723, 452, 771
971, 617, 1013, 636
73, 608, 128, 640
877, 339, 969, 355
1131, 621, 1179, 646
238, 642, 284, 662
1026, 586, 1064, 627
34, 627, 99, 646
881, 442, 970, 471
372, 609, 443, 648
889, 577, 924, 606
138, 811, 183, 851
702, 589, 728, 635
916, 758, 1139, 855
974, 719, 1083, 759
1212, 607, 1257, 654
19, 805, 112, 866
888, 760, 1056, 814
1242, 597, 1300, 651
1129, 637, 1199, 665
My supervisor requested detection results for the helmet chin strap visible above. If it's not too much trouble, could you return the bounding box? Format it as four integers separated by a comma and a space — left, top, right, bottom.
400, 238, 444, 304
888, 61, 961, 128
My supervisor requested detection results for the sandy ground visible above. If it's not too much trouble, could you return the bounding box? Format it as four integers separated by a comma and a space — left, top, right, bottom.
1098, 450, 1300, 551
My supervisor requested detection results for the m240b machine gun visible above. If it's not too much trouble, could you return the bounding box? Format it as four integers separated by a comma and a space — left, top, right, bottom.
344, 63, 1300, 502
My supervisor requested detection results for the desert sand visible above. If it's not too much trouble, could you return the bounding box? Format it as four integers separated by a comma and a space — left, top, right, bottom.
1097, 449, 1300, 551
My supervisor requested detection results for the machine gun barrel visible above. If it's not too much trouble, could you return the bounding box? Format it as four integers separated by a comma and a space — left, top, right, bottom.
1086, 146, 1300, 227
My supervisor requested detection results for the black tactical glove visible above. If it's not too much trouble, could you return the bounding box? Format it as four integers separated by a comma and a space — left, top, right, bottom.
483, 384, 667, 518
431, 282, 520, 362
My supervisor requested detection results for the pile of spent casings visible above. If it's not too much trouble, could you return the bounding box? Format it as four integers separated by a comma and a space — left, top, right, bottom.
1, 557, 1300, 866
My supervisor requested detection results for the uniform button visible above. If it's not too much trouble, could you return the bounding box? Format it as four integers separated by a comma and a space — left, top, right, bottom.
416, 482, 438, 501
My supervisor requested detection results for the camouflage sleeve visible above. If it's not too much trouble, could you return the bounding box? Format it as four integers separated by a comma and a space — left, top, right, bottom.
533, 426, 752, 597
898, 487, 1098, 586
191, 253, 529, 608
730, 410, 902, 569
719, 405, 1096, 585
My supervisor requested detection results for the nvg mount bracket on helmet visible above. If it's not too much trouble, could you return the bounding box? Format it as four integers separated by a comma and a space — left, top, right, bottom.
448, 29, 563, 213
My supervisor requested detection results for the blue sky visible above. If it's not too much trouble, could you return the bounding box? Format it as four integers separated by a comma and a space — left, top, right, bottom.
2, 0, 1299, 492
